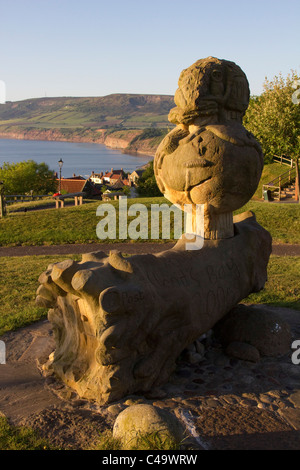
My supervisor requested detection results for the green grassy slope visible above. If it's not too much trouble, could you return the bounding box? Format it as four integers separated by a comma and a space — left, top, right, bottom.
0, 94, 174, 130
1, 198, 299, 246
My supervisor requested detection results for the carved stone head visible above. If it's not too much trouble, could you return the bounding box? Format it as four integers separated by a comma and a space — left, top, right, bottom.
169, 56, 250, 126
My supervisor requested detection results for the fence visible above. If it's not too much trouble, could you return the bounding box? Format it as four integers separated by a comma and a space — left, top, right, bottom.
273, 154, 295, 167
4, 194, 50, 205
263, 155, 299, 201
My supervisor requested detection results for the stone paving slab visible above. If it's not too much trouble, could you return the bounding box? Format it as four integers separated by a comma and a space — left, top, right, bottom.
0, 363, 62, 423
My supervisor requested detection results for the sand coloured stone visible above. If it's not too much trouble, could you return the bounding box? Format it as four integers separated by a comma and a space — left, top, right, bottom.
37, 211, 271, 404
36, 57, 272, 405
112, 404, 186, 449
154, 57, 263, 239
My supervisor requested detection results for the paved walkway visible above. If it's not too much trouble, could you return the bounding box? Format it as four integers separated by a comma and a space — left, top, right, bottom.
0, 242, 299, 257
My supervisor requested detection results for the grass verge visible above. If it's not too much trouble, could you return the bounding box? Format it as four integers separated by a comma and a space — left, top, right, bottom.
0, 254, 80, 335
0, 417, 181, 451
0, 415, 56, 450
0, 197, 299, 246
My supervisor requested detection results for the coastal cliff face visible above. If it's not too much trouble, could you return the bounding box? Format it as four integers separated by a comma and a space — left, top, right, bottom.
0, 93, 174, 156
0, 127, 161, 156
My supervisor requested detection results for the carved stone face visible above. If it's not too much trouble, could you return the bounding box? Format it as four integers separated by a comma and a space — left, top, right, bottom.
154, 57, 263, 214
169, 56, 250, 126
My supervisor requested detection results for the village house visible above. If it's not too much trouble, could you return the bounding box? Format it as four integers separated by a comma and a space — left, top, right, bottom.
55, 174, 101, 197
90, 171, 103, 185
129, 168, 145, 185
102, 168, 127, 184
89, 168, 133, 193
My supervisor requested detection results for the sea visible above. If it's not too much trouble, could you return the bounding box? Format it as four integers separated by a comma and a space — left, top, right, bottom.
0, 138, 153, 178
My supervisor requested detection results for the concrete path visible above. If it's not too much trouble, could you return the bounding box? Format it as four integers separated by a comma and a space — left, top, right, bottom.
0, 242, 299, 257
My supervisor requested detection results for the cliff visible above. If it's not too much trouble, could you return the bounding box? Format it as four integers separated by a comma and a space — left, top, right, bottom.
0, 126, 168, 156
0, 93, 175, 156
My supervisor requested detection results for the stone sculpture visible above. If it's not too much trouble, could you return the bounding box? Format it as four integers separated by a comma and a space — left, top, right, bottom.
36, 57, 272, 405
154, 56, 263, 239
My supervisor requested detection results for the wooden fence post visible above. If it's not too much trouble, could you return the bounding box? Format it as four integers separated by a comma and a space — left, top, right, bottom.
0, 183, 6, 217
295, 158, 300, 202
278, 176, 281, 200
0, 195, 4, 217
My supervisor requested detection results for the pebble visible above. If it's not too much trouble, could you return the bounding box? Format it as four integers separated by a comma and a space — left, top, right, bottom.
259, 394, 273, 404
267, 390, 284, 399
288, 391, 300, 408
220, 395, 238, 405
124, 397, 145, 406
239, 398, 257, 407
205, 398, 221, 408
257, 403, 267, 409
107, 403, 124, 417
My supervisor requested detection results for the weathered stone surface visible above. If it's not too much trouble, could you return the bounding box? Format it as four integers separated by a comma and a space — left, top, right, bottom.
289, 391, 300, 408
214, 304, 292, 357
36, 212, 271, 404
225, 341, 260, 363
154, 57, 263, 239
35, 57, 272, 406
112, 404, 186, 449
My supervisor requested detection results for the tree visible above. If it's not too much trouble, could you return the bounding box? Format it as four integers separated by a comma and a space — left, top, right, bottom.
0, 160, 56, 195
136, 162, 163, 197
243, 71, 300, 163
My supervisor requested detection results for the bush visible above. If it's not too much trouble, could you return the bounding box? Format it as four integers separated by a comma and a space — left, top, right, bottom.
0, 160, 56, 195
243, 71, 300, 162
136, 162, 162, 197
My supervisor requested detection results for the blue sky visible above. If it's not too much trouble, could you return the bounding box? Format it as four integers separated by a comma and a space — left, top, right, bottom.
1, 0, 300, 102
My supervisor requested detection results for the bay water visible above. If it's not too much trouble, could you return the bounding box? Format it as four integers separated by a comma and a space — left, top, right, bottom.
0, 138, 152, 178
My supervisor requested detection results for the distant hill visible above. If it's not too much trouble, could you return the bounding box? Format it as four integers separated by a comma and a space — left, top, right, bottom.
0, 93, 174, 130
0, 94, 175, 156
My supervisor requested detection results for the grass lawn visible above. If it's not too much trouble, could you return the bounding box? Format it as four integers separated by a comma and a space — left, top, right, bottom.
0, 254, 299, 337
0, 415, 56, 450
0, 254, 80, 335
0, 197, 299, 246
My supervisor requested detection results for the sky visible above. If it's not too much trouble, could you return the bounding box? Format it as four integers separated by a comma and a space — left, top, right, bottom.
1, 0, 300, 102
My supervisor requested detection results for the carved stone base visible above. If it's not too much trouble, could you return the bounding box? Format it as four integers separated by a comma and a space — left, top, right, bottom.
36, 211, 271, 404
